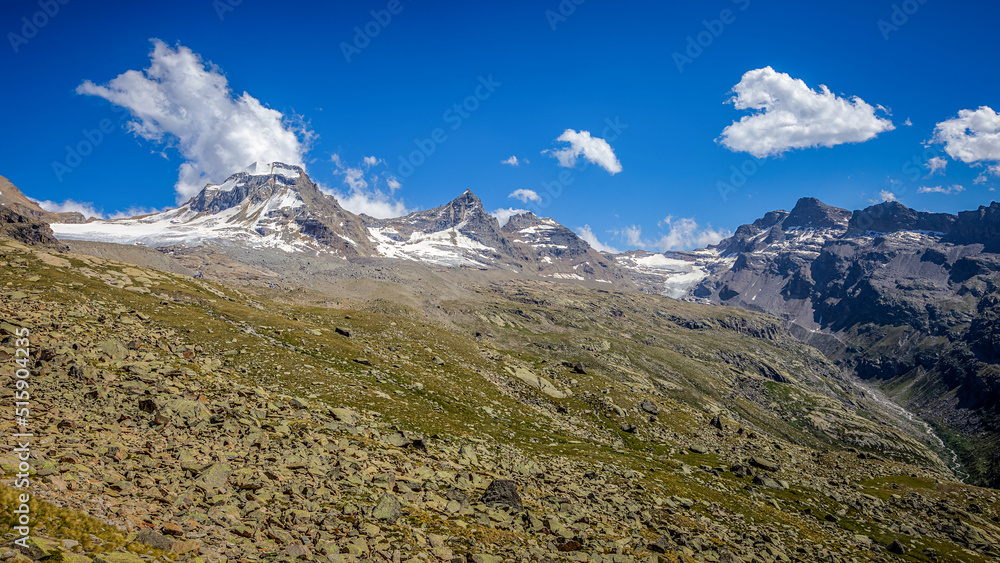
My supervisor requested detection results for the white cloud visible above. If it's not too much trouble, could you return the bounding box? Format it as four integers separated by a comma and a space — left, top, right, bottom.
918, 185, 965, 194
34, 199, 104, 219
718, 67, 895, 158
501, 156, 519, 166
926, 156, 948, 176
576, 225, 620, 253
931, 106, 1000, 173
508, 189, 541, 204
77, 40, 313, 204
324, 155, 410, 218
547, 130, 622, 174
342, 167, 368, 192
490, 207, 529, 228
330, 190, 410, 218
34, 198, 164, 220
879, 190, 898, 202
618, 218, 730, 252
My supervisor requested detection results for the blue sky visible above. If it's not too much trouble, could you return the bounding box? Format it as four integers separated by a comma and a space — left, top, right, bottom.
2, 0, 999, 252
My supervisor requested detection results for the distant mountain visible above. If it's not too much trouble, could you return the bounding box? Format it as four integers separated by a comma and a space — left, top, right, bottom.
50, 162, 624, 283
627, 197, 1000, 487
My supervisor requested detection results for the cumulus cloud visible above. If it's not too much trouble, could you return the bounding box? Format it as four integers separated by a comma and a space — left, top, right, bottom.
576, 225, 620, 253
77, 40, 313, 203
931, 106, 1000, 175
327, 153, 410, 218
490, 208, 529, 228
918, 185, 965, 194
618, 218, 730, 252
878, 190, 898, 202
501, 156, 519, 166
508, 189, 541, 204
546, 130, 622, 174
926, 156, 948, 176
718, 67, 895, 158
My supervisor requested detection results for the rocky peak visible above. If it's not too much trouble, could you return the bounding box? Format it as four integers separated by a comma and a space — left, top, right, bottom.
187, 162, 308, 214
440, 190, 492, 226
782, 197, 851, 230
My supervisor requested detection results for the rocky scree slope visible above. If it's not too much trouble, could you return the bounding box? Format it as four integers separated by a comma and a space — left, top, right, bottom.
1, 233, 1000, 562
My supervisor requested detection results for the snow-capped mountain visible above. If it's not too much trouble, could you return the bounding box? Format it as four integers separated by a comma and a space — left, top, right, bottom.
50, 163, 627, 282
366, 190, 526, 267
52, 163, 375, 256
366, 191, 625, 282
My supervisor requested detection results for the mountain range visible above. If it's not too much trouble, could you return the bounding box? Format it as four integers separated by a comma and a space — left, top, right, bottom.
660, 197, 1000, 486
7, 163, 1000, 486
50, 163, 624, 284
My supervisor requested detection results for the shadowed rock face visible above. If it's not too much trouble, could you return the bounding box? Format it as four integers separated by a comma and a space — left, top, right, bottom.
847, 201, 957, 235
0, 206, 65, 247
687, 197, 1000, 487
948, 201, 1000, 252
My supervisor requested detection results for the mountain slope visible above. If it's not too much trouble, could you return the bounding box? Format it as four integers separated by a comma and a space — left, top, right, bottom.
3, 234, 999, 561
644, 197, 1000, 487
0, 174, 86, 224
